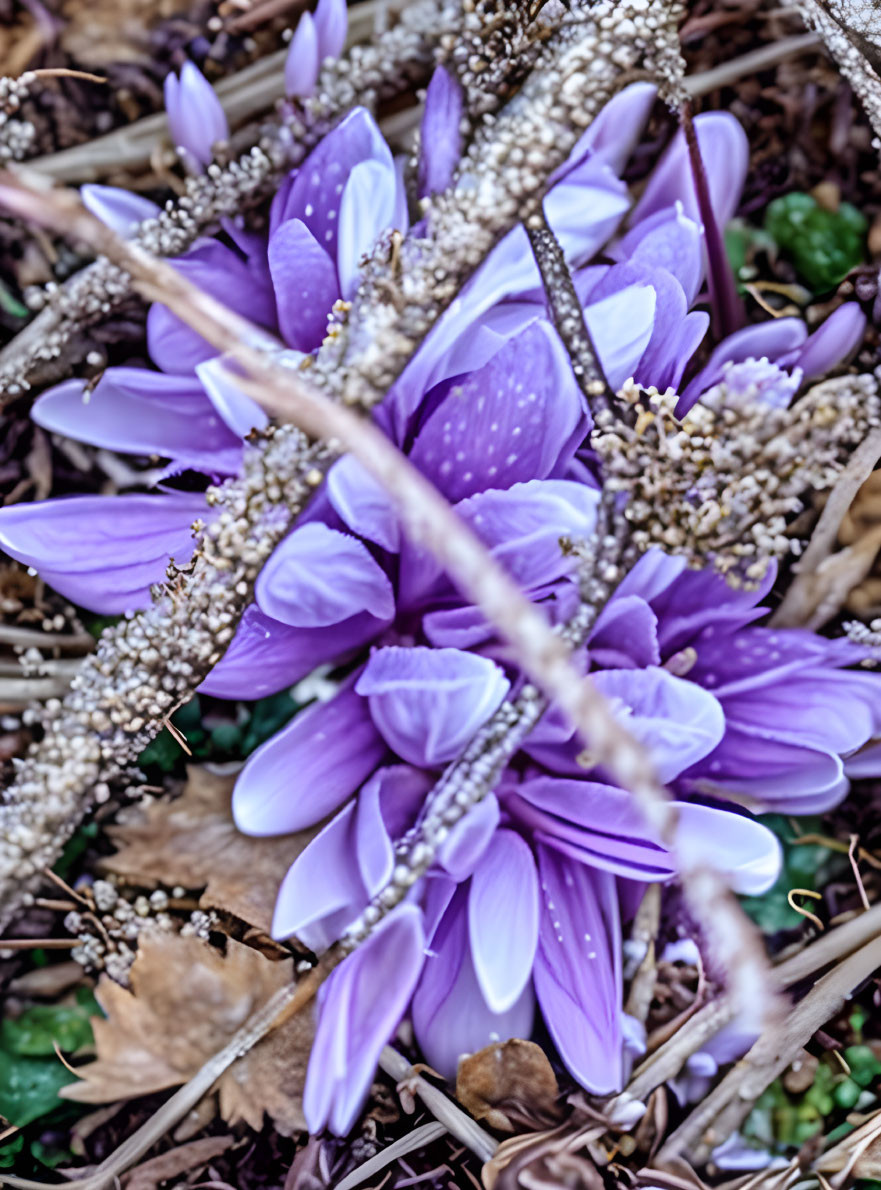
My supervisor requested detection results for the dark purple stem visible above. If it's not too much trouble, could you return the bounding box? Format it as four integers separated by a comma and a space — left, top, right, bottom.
681, 102, 744, 340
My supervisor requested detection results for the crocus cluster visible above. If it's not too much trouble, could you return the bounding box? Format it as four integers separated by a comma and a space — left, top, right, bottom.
1, 47, 878, 1138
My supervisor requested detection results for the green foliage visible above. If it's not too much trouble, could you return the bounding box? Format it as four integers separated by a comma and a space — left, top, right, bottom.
0, 989, 99, 1128
764, 192, 867, 292
0, 1135, 24, 1168
739, 815, 844, 933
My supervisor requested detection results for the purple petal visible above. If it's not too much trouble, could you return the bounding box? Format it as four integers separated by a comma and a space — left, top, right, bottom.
674, 803, 781, 895
587, 264, 687, 390
314, 0, 347, 60
583, 283, 656, 389
418, 66, 463, 198
356, 646, 510, 767
147, 240, 275, 374
164, 62, 228, 168
409, 321, 587, 502
844, 739, 881, 779
568, 81, 657, 175
589, 595, 660, 669
338, 158, 403, 299
612, 205, 704, 304
256, 523, 394, 628
789, 303, 866, 378
268, 218, 339, 351
285, 12, 319, 98
232, 684, 387, 835
305, 904, 425, 1134
326, 455, 400, 552
436, 794, 500, 881
544, 160, 631, 269
468, 830, 539, 1012
271, 108, 391, 262
198, 605, 379, 699
630, 111, 748, 230
533, 845, 623, 1094
33, 368, 241, 471
0, 491, 204, 614
195, 355, 270, 439
413, 888, 535, 1079
679, 317, 808, 414
592, 668, 725, 782
80, 185, 160, 237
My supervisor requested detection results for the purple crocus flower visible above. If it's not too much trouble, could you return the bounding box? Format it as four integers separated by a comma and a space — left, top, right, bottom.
285, 0, 348, 98
164, 61, 229, 171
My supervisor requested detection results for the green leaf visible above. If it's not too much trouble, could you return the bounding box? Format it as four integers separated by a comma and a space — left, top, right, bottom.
241, 690, 300, 755
0, 1135, 24, 1169
0, 1004, 94, 1057
764, 192, 868, 292
0, 280, 28, 320
0, 1051, 73, 1128
740, 815, 843, 933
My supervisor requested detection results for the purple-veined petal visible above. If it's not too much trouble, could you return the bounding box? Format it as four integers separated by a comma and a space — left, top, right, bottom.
285, 12, 319, 98
409, 321, 586, 502
232, 684, 387, 835
587, 263, 687, 390
413, 887, 535, 1079
544, 160, 631, 269
256, 522, 395, 628
845, 738, 881, 778
304, 904, 425, 1135
583, 284, 656, 390
33, 368, 242, 471
437, 794, 500, 881
326, 455, 400, 552
630, 111, 748, 230
0, 491, 204, 614
81, 185, 160, 236
533, 844, 623, 1094
418, 65, 463, 198
198, 605, 379, 699
469, 830, 539, 1012
673, 803, 781, 895
338, 158, 401, 299
589, 595, 660, 669
612, 204, 704, 305
356, 646, 510, 767
268, 218, 339, 350
195, 355, 270, 438
565, 81, 657, 175
315, 0, 347, 60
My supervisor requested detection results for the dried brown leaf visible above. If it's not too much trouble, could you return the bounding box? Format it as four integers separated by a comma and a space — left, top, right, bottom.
103, 765, 317, 933
456, 1039, 560, 1132
123, 1135, 234, 1190
61, 932, 313, 1135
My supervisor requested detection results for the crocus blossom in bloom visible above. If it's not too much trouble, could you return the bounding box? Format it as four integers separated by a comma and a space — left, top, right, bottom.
2, 78, 878, 1140
164, 61, 229, 171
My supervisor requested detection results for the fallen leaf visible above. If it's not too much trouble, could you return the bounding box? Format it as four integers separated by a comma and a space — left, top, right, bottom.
61, 932, 313, 1135
456, 1039, 560, 1132
103, 766, 317, 933
123, 1135, 233, 1190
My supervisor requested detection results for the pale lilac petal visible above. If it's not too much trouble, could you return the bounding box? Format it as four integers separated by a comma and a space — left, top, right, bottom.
338, 158, 401, 299
589, 595, 660, 669
436, 794, 500, 881
326, 455, 400, 552
592, 668, 725, 783
533, 845, 623, 1094
269, 108, 390, 257
789, 303, 866, 378
409, 321, 586, 501
418, 66, 463, 198
165, 62, 228, 167
612, 205, 704, 304
0, 491, 204, 614
357, 646, 510, 767
673, 803, 781, 895
33, 368, 241, 471
844, 738, 881, 778
285, 12, 319, 98
256, 523, 394, 628
314, 0, 347, 60
468, 830, 539, 1012
268, 218, 339, 350
195, 355, 270, 438
545, 161, 631, 268
583, 284, 656, 389
413, 888, 535, 1079
631, 112, 748, 229
571, 81, 657, 174
587, 263, 688, 389
232, 685, 387, 835
80, 185, 160, 237
305, 904, 425, 1135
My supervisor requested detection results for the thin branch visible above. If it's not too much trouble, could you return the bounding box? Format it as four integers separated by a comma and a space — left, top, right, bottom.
771, 425, 881, 627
